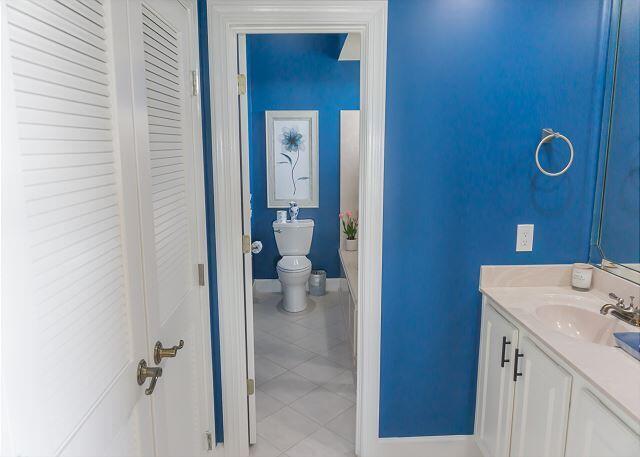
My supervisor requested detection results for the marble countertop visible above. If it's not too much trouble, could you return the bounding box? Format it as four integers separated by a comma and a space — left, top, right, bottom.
338, 249, 358, 302
480, 265, 640, 424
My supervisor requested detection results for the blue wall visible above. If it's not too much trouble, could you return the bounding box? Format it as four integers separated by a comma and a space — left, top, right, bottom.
379, 0, 609, 437
197, 0, 613, 442
247, 34, 360, 279
196, 0, 224, 443
599, 0, 639, 264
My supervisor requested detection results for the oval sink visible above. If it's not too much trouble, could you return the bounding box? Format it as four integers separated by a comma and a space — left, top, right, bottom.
535, 304, 628, 346
535, 293, 603, 308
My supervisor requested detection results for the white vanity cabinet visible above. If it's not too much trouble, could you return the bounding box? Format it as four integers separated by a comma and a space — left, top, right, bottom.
476, 299, 639, 457
565, 388, 640, 457
509, 335, 572, 457
476, 304, 519, 457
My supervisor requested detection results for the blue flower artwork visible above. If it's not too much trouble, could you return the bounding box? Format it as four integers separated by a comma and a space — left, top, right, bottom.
266, 111, 317, 208
277, 127, 309, 194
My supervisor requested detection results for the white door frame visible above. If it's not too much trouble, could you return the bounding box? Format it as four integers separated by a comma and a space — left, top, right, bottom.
206, 1, 387, 456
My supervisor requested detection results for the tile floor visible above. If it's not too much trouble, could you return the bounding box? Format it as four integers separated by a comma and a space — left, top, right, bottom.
251, 290, 356, 457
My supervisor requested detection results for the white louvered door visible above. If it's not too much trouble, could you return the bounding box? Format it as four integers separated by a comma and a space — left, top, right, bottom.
124, 0, 214, 455
1, 0, 154, 456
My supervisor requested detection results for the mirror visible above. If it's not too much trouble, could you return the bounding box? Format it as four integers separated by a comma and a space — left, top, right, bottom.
590, 0, 640, 283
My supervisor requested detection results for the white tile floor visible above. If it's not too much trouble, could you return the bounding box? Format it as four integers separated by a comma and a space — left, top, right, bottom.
251, 290, 356, 457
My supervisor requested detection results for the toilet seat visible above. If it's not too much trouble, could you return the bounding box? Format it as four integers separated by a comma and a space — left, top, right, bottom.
277, 256, 311, 273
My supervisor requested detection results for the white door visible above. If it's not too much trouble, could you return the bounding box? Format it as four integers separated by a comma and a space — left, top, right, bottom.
1, 0, 154, 455
475, 302, 519, 457
510, 336, 572, 457
237, 33, 258, 444
565, 388, 640, 457
123, 0, 215, 455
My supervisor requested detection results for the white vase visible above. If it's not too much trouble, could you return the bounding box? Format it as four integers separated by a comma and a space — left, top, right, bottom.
345, 238, 358, 251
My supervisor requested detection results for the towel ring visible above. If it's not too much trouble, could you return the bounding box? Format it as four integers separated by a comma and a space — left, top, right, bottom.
535, 129, 574, 177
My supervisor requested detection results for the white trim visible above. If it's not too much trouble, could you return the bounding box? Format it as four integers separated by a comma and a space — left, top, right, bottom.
187, 0, 217, 446
206, 2, 387, 456
375, 436, 482, 457
253, 278, 342, 294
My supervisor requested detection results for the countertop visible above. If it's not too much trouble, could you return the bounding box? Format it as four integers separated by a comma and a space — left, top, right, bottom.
338, 249, 358, 302
480, 265, 640, 424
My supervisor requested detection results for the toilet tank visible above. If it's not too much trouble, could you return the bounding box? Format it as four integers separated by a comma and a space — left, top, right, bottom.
273, 219, 314, 256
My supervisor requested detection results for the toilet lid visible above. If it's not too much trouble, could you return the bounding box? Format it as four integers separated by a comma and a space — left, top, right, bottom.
277, 256, 311, 272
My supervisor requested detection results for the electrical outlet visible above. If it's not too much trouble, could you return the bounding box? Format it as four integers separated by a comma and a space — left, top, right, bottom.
516, 224, 534, 252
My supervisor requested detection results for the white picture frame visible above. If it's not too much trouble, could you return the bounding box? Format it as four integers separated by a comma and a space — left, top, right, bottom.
265, 110, 319, 208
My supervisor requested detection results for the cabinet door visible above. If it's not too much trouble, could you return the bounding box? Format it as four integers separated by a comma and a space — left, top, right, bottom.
476, 303, 519, 457
566, 388, 640, 457
510, 336, 572, 457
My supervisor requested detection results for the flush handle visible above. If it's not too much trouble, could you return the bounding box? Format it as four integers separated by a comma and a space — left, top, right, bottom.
513, 349, 524, 382
500, 336, 511, 367
154, 339, 184, 364
137, 359, 163, 395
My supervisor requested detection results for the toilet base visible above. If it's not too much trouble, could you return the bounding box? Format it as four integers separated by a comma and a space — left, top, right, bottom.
280, 284, 308, 312
277, 297, 316, 315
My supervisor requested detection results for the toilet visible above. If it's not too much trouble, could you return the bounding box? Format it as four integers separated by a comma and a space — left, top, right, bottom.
273, 219, 314, 312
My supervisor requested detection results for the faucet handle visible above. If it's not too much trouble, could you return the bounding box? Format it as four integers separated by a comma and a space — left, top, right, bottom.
609, 292, 625, 307
630, 296, 637, 310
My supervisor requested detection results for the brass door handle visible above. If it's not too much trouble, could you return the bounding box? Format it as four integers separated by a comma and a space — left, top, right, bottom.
137, 359, 163, 395
154, 339, 184, 364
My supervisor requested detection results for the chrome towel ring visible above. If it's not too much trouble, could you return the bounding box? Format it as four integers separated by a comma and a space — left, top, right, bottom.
535, 128, 574, 177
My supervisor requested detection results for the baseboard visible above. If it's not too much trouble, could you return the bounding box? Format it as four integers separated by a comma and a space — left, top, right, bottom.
368, 435, 481, 457
253, 278, 342, 294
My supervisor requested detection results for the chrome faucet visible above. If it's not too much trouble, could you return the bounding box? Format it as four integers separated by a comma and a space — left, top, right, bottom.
600, 293, 640, 327
288, 201, 299, 221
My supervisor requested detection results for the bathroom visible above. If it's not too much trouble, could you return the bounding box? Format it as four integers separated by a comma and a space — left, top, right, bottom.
240, 33, 362, 454
1, 1, 639, 457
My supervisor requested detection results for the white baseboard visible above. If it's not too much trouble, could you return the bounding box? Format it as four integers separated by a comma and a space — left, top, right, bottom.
368, 435, 481, 457
253, 278, 342, 294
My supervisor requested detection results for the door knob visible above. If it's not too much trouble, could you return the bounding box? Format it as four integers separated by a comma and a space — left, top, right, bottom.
154, 339, 184, 364
137, 359, 162, 395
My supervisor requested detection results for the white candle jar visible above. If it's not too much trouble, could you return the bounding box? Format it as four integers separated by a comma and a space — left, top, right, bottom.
572, 263, 593, 290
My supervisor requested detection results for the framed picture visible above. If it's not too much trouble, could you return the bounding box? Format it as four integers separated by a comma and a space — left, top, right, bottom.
266, 110, 319, 208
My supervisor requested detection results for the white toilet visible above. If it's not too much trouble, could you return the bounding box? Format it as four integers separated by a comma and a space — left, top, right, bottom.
273, 218, 314, 313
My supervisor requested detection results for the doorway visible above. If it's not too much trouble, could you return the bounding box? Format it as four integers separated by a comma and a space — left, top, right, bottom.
239, 33, 360, 455
205, 2, 388, 456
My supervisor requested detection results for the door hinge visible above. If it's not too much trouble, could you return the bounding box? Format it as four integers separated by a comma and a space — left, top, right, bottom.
191, 70, 199, 96
198, 263, 205, 286
237, 74, 247, 95
205, 431, 213, 451
242, 234, 251, 254
247, 378, 255, 396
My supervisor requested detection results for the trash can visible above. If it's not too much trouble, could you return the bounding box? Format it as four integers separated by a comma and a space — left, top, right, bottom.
309, 270, 327, 296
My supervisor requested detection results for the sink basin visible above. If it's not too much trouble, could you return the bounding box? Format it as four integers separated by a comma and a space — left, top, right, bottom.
535, 304, 629, 346
533, 293, 603, 308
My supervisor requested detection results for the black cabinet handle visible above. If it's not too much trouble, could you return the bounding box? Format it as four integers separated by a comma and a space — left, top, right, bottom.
513, 349, 524, 382
500, 336, 511, 367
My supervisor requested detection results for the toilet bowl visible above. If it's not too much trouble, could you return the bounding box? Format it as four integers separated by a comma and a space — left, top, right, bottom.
276, 256, 312, 313
273, 218, 314, 313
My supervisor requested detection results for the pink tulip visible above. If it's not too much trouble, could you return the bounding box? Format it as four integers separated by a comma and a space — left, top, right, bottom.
346, 210, 352, 218
339, 212, 344, 219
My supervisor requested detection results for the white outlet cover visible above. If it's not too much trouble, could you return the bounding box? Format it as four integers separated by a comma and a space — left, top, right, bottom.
516, 224, 534, 252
